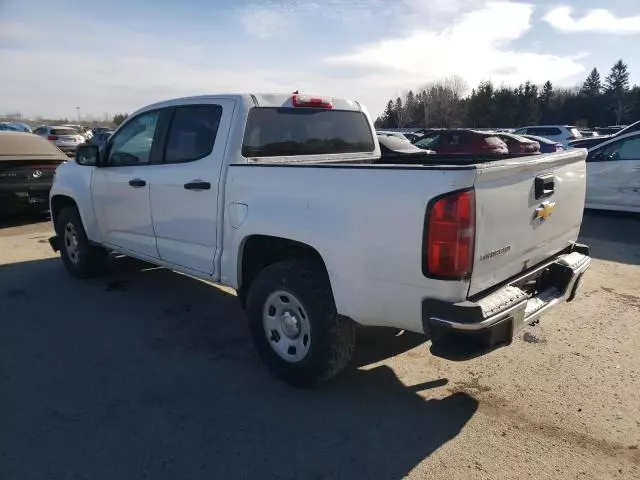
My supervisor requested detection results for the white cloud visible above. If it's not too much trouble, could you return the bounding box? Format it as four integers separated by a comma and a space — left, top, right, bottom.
544, 6, 640, 35
239, 7, 289, 39
327, 2, 586, 90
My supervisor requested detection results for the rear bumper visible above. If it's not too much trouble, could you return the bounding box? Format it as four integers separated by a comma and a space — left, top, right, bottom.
423, 243, 591, 360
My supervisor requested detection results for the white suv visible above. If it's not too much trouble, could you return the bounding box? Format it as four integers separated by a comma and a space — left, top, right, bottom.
33, 126, 86, 156
513, 125, 582, 148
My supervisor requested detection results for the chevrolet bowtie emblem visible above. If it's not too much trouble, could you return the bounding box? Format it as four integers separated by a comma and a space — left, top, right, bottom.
534, 201, 556, 221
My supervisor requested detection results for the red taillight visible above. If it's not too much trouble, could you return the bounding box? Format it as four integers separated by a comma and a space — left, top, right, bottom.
47, 135, 57, 141
292, 94, 333, 109
424, 190, 475, 279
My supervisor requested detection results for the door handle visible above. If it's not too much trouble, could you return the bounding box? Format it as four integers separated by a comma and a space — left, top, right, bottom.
534, 174, 555, 199
128, 178, 146, 188
184, 180, 211, 190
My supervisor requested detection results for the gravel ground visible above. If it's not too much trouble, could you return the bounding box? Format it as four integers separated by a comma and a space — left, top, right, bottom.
0, 210, 638, 480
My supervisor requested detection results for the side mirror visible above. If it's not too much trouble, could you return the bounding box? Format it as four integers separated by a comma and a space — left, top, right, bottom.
75, 144, 99, 166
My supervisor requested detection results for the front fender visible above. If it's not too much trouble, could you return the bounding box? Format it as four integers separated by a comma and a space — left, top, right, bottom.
50, 162, 102, 243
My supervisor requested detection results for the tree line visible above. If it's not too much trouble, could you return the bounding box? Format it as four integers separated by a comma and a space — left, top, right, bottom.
375, 59, 639, 129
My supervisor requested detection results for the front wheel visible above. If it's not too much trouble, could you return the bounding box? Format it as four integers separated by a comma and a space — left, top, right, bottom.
246, 259, 356, 388
56, 206, 108, 279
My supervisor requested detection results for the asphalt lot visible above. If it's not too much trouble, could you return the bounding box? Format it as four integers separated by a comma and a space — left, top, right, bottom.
1, 211, 639, 480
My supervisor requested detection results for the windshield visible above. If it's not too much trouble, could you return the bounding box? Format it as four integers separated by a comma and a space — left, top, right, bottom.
242, 108, 374, 157
414, 136, 439, 148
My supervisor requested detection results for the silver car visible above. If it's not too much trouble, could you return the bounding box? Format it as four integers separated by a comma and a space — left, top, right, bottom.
33, 126, 85, 156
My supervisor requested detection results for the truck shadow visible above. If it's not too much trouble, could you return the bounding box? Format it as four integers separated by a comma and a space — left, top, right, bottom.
1, 256, 478, 480
579, 210, 640, 265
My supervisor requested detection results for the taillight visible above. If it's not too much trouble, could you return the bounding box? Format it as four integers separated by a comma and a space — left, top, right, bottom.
518, 144, 526, 153
423, 190, 475, 279
292, 94, 333, 109
47, 135, 57, 141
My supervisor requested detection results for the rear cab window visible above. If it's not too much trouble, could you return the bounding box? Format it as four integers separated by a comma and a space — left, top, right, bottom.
51, 128, 79, 136
242, 108, 374, 158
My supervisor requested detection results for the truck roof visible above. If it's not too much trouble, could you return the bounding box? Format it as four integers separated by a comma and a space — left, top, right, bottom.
136, 94, 364, 115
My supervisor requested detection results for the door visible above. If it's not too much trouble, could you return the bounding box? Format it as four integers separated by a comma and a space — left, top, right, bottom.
586, 134, 640, 210
148, 100, 234, 274
91, 109, 162, 258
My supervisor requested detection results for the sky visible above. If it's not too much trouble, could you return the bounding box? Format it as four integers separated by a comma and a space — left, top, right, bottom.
1, 0, 639, 120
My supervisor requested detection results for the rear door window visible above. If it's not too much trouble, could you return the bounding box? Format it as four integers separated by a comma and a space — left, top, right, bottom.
242, 108, 374, 157
163, 105, 223, 163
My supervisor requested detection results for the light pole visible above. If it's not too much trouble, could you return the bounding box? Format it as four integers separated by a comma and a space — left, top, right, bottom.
76, 106, 80, 122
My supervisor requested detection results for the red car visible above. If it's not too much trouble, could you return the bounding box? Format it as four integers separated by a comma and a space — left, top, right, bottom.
495, 132, 540, 154
413, 129, 508, 154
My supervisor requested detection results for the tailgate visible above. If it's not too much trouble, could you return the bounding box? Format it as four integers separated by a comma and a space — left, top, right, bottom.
469, 150, 587, 296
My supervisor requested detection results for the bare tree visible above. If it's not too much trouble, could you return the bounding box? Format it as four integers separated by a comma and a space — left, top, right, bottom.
417, 76, 468, 127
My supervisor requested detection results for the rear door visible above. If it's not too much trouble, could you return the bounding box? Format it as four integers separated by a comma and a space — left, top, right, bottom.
148, 99, 235, 275
586, 133, 640, 211
469, 150, 587, 296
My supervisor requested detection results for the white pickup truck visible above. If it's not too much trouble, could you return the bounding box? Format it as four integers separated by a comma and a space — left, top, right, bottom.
49, 93, 591, 387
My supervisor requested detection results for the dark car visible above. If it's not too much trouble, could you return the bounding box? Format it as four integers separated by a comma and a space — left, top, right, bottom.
0, 132, 67, 215
88, 131, 113, 149
569, 120, 640, 149
494, 132, 540, 154
520, 134, 564, 154
376, 133, 433, 164
414, 129, 508, 154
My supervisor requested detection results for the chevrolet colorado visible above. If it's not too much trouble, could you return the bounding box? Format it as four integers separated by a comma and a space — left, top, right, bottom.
48, 93, 591, 386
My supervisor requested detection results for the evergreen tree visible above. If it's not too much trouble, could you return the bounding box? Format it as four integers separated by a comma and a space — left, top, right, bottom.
605, 59, 631, 125
581, 68, 602, 96
539, 81, 554, 124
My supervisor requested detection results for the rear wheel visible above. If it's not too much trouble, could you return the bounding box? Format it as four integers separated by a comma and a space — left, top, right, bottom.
56, 206, 108, 278
246, 259, 356, 388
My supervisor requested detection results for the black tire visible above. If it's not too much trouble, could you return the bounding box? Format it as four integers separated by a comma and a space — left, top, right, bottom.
55, 206, 108, 279
246, 258, 356, 388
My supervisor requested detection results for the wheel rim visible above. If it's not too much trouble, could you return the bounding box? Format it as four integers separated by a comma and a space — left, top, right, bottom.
64, 222, 81, 265
262, 290, 311, 363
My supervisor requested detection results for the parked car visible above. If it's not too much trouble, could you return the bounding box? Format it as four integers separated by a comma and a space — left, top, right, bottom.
87, 131, 113, 149
376, 130, 422, 143
569, 120, 640, 149
63, 124, 93, 140
521, 134, 564, 154
578, 129, 599, 138
585, 131, 640, 213
0, 122, 21, 131
513, 125, 582, 148
595, 126, 625, 136
0, 131, 68, 215
33, 126, 85, 156
494, 132, 540, 154
414, 129, 508, 154
48, 93, 591, 387
376, 133, 434, 163
0, 122, 32, 133
92, 127, 113, 134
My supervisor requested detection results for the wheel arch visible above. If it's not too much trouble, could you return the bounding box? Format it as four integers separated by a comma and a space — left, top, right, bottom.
236, 234, 331, 307
50, 194, 79, 226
